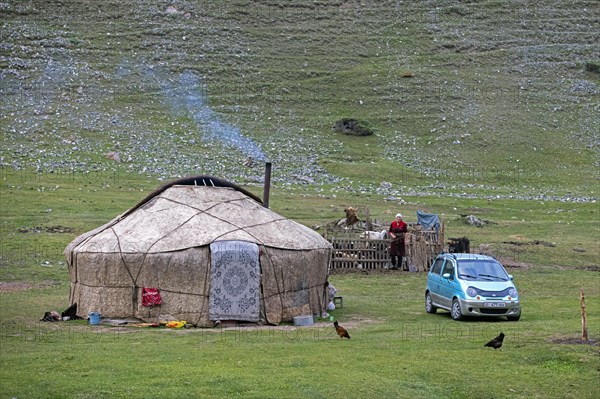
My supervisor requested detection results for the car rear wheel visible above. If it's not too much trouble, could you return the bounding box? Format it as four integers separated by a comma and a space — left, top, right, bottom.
451, 299, 463, 320
425, 292, 437, 314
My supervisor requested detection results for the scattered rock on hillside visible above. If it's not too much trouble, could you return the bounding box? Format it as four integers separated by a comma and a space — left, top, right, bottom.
463, 214, 485, 227
105, 151, 121, 162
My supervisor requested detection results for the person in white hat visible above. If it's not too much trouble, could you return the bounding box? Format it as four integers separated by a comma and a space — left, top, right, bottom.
388, 213, 408, 270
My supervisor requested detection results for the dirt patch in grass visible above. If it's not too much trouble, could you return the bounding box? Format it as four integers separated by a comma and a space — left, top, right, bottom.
17, 225, 74, 234
496, 257, 533, 270
329, 268, 422, 276
551, 337, 599, 346
0, 281, 60, 292
502, 239, 557, 247
85, 316, 380, 334
582, 265, 600, 272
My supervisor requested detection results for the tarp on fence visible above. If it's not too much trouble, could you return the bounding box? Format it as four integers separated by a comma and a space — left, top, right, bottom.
417, 211, 440, 232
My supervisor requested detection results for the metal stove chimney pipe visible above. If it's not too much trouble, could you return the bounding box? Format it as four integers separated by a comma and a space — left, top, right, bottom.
263, 161, 272, 208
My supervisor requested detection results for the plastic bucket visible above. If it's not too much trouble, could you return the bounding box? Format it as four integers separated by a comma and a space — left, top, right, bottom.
293, 315, 314, 326
88, 312, 101, 325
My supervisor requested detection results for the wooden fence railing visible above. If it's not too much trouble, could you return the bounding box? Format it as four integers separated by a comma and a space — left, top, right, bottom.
405, 229, 444, 272
329, 228, 443, 272
331, 237, 391, 270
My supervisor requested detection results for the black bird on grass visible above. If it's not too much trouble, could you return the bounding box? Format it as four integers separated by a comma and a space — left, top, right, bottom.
484, 332, 505, 349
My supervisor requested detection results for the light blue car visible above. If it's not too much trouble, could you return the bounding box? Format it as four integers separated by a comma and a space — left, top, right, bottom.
425, 253, 521, 321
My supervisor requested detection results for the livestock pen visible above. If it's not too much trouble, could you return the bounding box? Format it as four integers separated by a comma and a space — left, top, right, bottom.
325, 223, 444, 272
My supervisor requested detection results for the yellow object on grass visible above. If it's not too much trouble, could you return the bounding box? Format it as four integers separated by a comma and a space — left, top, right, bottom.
165, 321, 186, 328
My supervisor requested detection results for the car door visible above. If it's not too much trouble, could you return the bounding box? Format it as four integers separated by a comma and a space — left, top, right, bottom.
428, 257, 446, 306
438, 259, 457, 308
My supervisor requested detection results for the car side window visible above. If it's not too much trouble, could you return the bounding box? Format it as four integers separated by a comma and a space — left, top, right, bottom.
431, 258, 444, 275
443, 261, 455, 280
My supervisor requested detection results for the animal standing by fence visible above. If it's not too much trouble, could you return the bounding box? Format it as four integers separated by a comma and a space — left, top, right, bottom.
447, 237, 470, 253
359, 230, 388, 240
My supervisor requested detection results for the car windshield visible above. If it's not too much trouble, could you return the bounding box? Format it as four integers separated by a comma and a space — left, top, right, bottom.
457, 260, 509, 281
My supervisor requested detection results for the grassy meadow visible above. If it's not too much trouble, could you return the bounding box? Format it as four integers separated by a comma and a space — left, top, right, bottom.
0, 270, 599, 399
1, 0, 599, 398
0, 169, 598, 399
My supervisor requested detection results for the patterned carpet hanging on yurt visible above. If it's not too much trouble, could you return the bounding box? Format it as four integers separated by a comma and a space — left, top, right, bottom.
209, 241, 260, 322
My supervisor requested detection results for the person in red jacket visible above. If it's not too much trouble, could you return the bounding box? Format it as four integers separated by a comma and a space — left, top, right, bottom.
389, 213, 408, 270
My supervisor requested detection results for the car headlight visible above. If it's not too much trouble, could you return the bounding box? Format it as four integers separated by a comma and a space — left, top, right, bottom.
509, 288, 518, 298
466, 287, 477, 297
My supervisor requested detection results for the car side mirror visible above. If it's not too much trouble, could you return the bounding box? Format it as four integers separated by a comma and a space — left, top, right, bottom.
508, 274, 513, 280
442, 273, 451, 279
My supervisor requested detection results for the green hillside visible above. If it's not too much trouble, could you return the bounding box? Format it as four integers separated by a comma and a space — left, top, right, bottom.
1, 4, 599, 398
1, 0, 598, 199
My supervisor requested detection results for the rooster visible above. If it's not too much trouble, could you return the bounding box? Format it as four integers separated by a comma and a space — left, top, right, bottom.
333, 321, 350, 339
484, 332, 505, 349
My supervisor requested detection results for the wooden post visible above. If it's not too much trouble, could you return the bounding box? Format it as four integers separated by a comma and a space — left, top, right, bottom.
580, 288, 588, 341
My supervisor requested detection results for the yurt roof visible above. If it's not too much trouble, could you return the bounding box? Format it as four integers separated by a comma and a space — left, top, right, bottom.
65, 175, 331, 256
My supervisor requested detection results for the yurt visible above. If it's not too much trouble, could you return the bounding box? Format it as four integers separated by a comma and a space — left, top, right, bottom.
64, 175, 332, 326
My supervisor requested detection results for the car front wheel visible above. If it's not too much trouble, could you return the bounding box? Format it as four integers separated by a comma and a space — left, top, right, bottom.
451, 299, 463, 320
507, 310, 521, 321
425, 292, 437, 314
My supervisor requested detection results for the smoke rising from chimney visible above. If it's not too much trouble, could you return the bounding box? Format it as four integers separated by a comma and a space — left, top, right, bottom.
151, 68, 266, 161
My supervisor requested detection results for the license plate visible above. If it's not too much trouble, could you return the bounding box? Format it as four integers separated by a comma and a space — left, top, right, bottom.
483, 302, 506, 308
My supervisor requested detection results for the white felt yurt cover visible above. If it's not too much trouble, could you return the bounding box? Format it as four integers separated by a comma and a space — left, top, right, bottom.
64, 176, 332, 326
